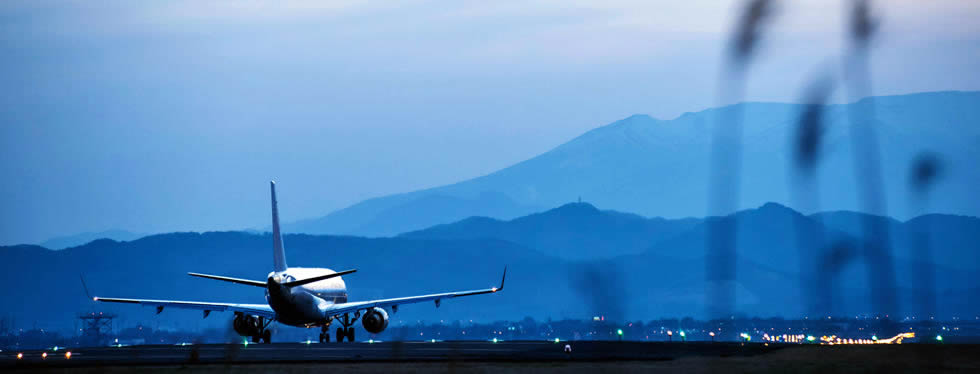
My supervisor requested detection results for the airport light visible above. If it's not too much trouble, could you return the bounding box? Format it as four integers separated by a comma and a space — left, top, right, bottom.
42, 352, 48, 359
936, 335, 943, 343
679, 331, 686, 342
65, 352, 72, 360
554, 338, 560, 343
16, 353, 23, 360
709, 331, 715, 342
493, 338, 498, 343
667, 330, 673, 342
806, 335, 815, 342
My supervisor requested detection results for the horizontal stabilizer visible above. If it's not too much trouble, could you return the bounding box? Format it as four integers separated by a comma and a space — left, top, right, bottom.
188, 272, 267, 288
282, 269, 357, 288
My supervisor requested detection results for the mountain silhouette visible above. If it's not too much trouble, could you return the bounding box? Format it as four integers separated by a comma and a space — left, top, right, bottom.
4, 202, 978, 333
288, 191, 542, 237
291, 91, 980, 237
39, 229, 144, 250
401, 202, 699, 259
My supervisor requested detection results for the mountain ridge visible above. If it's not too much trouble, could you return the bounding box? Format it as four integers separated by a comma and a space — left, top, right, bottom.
5, 200, 979, 333
289, 91, 980, 237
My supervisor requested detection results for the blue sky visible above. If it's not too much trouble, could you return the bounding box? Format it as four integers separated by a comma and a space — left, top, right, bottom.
1, 0, 978, 244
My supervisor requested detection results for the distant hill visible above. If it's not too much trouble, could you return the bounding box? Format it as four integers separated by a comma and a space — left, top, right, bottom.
400, 200, 980, 273
290, 91, 980, 237
39, 229, 145, 250
401, 202, 700, 259
812, 211, 980, 271
287, 191, 543, 237
4, 203, 979, 334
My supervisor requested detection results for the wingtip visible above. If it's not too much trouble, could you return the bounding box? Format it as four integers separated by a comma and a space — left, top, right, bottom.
498, 266, 507, 291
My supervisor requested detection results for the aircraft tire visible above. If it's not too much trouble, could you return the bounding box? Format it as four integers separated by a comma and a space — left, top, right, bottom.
336, 328, 345, 342
262, 329, 271, 343
347, 328, 355, 342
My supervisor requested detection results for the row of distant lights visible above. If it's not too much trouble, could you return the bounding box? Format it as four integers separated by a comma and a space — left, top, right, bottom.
16, 350, 72, 360
820, 335, 882, 345
18, 332, 946, 356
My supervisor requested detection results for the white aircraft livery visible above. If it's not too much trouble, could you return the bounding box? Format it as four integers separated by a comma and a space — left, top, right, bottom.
94, 181, 506, 343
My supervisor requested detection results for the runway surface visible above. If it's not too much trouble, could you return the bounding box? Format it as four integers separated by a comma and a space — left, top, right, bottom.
3, 340, 781, 368
5, 342, 980, 373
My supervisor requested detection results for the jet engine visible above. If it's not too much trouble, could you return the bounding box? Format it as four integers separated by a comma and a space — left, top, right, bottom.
361, 307, 389, 334
233, 313, 261, 336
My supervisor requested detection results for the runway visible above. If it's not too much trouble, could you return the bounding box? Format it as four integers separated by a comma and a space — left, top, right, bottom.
5, 341, 980, 373
3, 341, 781, 368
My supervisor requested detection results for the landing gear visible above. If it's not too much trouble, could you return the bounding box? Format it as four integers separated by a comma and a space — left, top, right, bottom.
319, 325, 330, 343
335, 327, 355, 342
233, 313, 274, 344
249, 327, 271, 343
333, 313, 359, 342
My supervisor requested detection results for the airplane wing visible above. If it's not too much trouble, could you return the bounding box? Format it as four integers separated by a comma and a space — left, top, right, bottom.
94, 297, 275, 319
324, 267, 506, 316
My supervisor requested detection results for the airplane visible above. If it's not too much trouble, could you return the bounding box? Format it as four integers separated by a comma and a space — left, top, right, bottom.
94, 181, 506, 343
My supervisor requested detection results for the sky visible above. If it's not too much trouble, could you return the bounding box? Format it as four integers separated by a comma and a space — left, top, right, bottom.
1, 0, 978, 245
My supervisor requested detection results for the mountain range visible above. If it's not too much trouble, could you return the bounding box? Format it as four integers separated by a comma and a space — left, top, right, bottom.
400, 202, 700, 259
39, 230, 145, 250
286, 91, 980, 238
5, 201, 978, 334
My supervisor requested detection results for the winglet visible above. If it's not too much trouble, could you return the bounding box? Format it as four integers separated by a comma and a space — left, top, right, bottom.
80, 274, 96, 301
492, 266, 506, 292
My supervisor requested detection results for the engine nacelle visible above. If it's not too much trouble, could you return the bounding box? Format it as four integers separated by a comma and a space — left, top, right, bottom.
232, 313, 260, 337
361, 307, 389, 334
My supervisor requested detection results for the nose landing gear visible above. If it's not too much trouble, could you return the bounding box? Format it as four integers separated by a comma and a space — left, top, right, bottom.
317, 313, 357, 342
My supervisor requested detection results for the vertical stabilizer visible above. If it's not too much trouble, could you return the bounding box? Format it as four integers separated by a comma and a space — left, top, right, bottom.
270, 181, 288, 272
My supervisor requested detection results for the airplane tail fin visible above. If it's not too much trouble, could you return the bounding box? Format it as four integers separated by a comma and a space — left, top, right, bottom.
271, 181, 288, 273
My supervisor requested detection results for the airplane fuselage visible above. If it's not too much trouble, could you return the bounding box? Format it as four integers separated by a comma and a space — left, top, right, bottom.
265, 267, 347, 327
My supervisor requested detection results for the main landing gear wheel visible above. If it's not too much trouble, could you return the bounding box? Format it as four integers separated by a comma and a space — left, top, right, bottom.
335, 327, 355, 342
262, 329, 272, 343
